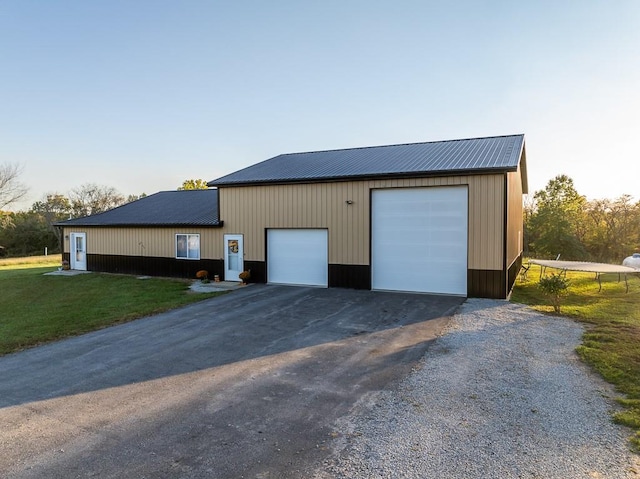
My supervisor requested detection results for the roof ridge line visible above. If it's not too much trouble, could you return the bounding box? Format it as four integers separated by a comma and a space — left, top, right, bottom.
278, 133, 525, 157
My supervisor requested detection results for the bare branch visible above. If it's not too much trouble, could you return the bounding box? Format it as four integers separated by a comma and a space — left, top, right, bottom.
0, 163, 28, 209
69, 183, 125, 217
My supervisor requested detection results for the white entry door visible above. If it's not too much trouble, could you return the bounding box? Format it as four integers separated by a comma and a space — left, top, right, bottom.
224, 234, 244, 281
70, 232, 87, 271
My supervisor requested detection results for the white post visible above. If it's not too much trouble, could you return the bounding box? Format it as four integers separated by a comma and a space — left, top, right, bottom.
45, 247, 48, 256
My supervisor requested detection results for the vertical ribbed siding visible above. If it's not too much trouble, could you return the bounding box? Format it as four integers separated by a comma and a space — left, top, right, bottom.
220, 182, 369, 265
506, 165, 524, 266
61, 173, 510, 278
219, 174, 505, 270
62, 227, 223, 260
468, 175, 505, 270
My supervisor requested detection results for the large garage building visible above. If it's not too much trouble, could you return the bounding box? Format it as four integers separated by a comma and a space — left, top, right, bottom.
209, 133, 528, 298
59, 134, 528, 299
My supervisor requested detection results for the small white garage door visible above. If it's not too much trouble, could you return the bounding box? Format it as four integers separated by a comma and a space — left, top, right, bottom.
371, 186, 468, 295
267, 229, 328, 287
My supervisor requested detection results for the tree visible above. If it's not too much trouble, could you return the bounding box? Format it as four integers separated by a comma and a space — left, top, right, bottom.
0, 163, 28, 209
0, 210, 13, 229
126, 193, 147, 203
0, 184, 145, 257
583, 195, 640, 262
31, 194, 73, 243
69, 184, 125, 218
522, 194, 537, 257
178, 179, 209, 190
0, 210, 15, 253
0, 211, 58, 256
528, 175, 587, 260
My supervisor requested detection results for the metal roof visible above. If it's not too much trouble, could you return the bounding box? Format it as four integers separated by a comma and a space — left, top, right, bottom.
56, 190, 220, 227
209, 134, 525, 186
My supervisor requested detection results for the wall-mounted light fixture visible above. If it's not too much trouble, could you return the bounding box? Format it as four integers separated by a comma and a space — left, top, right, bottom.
345, 200, 354, 205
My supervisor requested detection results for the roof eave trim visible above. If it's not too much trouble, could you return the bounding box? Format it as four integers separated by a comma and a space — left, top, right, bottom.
519, 144, 529, 195
56, 222, 224, 228
209, 166, 519, 187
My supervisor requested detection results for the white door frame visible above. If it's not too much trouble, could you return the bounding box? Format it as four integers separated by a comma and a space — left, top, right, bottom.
69, 232, 87, 271
224, 234, 244, 281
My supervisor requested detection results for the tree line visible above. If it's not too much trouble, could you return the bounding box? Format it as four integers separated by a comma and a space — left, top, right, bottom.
525, 175, 639, 263
0, 184, 146, 257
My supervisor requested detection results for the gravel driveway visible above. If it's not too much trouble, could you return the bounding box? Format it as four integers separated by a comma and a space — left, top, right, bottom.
316, 299, 640, 478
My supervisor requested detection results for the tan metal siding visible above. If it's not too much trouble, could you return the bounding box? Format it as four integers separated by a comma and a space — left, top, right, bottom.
61, 227, 223, 260
506, 165, 524, 266
467, 175, 505, 270
219, 182, 367, 264
219, 174, 505, 270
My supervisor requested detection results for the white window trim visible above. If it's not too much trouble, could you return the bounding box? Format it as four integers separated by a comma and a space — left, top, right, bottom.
176, 233, 200, 260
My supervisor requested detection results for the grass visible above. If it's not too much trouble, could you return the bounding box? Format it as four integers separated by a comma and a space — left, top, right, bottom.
0, 256, 223, 355
0, 254, 62, 268
512, 263, 640, 451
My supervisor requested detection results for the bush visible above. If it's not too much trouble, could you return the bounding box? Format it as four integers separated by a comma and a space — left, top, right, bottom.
195, 270, 209, 283
239, 270, 251, 284
538, 273, 570, 313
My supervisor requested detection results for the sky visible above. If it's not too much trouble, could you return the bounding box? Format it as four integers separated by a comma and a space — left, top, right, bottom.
2, 1, 639, 210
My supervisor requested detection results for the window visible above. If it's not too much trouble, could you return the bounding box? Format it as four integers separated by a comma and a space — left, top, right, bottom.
176, 234, 200, 260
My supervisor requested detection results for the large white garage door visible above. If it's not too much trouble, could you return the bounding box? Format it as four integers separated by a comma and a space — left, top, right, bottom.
267, 229, 328, 287
372, 186, 468, 295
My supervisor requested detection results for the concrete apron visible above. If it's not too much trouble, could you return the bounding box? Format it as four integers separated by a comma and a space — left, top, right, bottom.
43, 270, 245, 292
44, 270, 91, 276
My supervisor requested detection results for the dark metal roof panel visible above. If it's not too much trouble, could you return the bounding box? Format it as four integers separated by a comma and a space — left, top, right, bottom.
56, 189, 220, 227
209, 134, 525, 186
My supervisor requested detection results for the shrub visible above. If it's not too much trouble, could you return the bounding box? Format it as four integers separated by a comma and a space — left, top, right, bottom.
538, 273, 570, 313
238, 270, 251, 284
196, 270, 209, 283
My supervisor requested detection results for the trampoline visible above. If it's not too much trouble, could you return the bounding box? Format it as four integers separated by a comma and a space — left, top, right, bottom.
523, 259, 639, 293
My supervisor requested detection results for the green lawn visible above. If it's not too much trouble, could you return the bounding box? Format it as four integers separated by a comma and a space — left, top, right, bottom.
0, 254, 62, 268
512, 263, 640, 451
0, 256, 222, 355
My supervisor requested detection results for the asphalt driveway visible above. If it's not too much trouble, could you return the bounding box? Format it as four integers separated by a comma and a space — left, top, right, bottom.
0, 284, 462, 478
